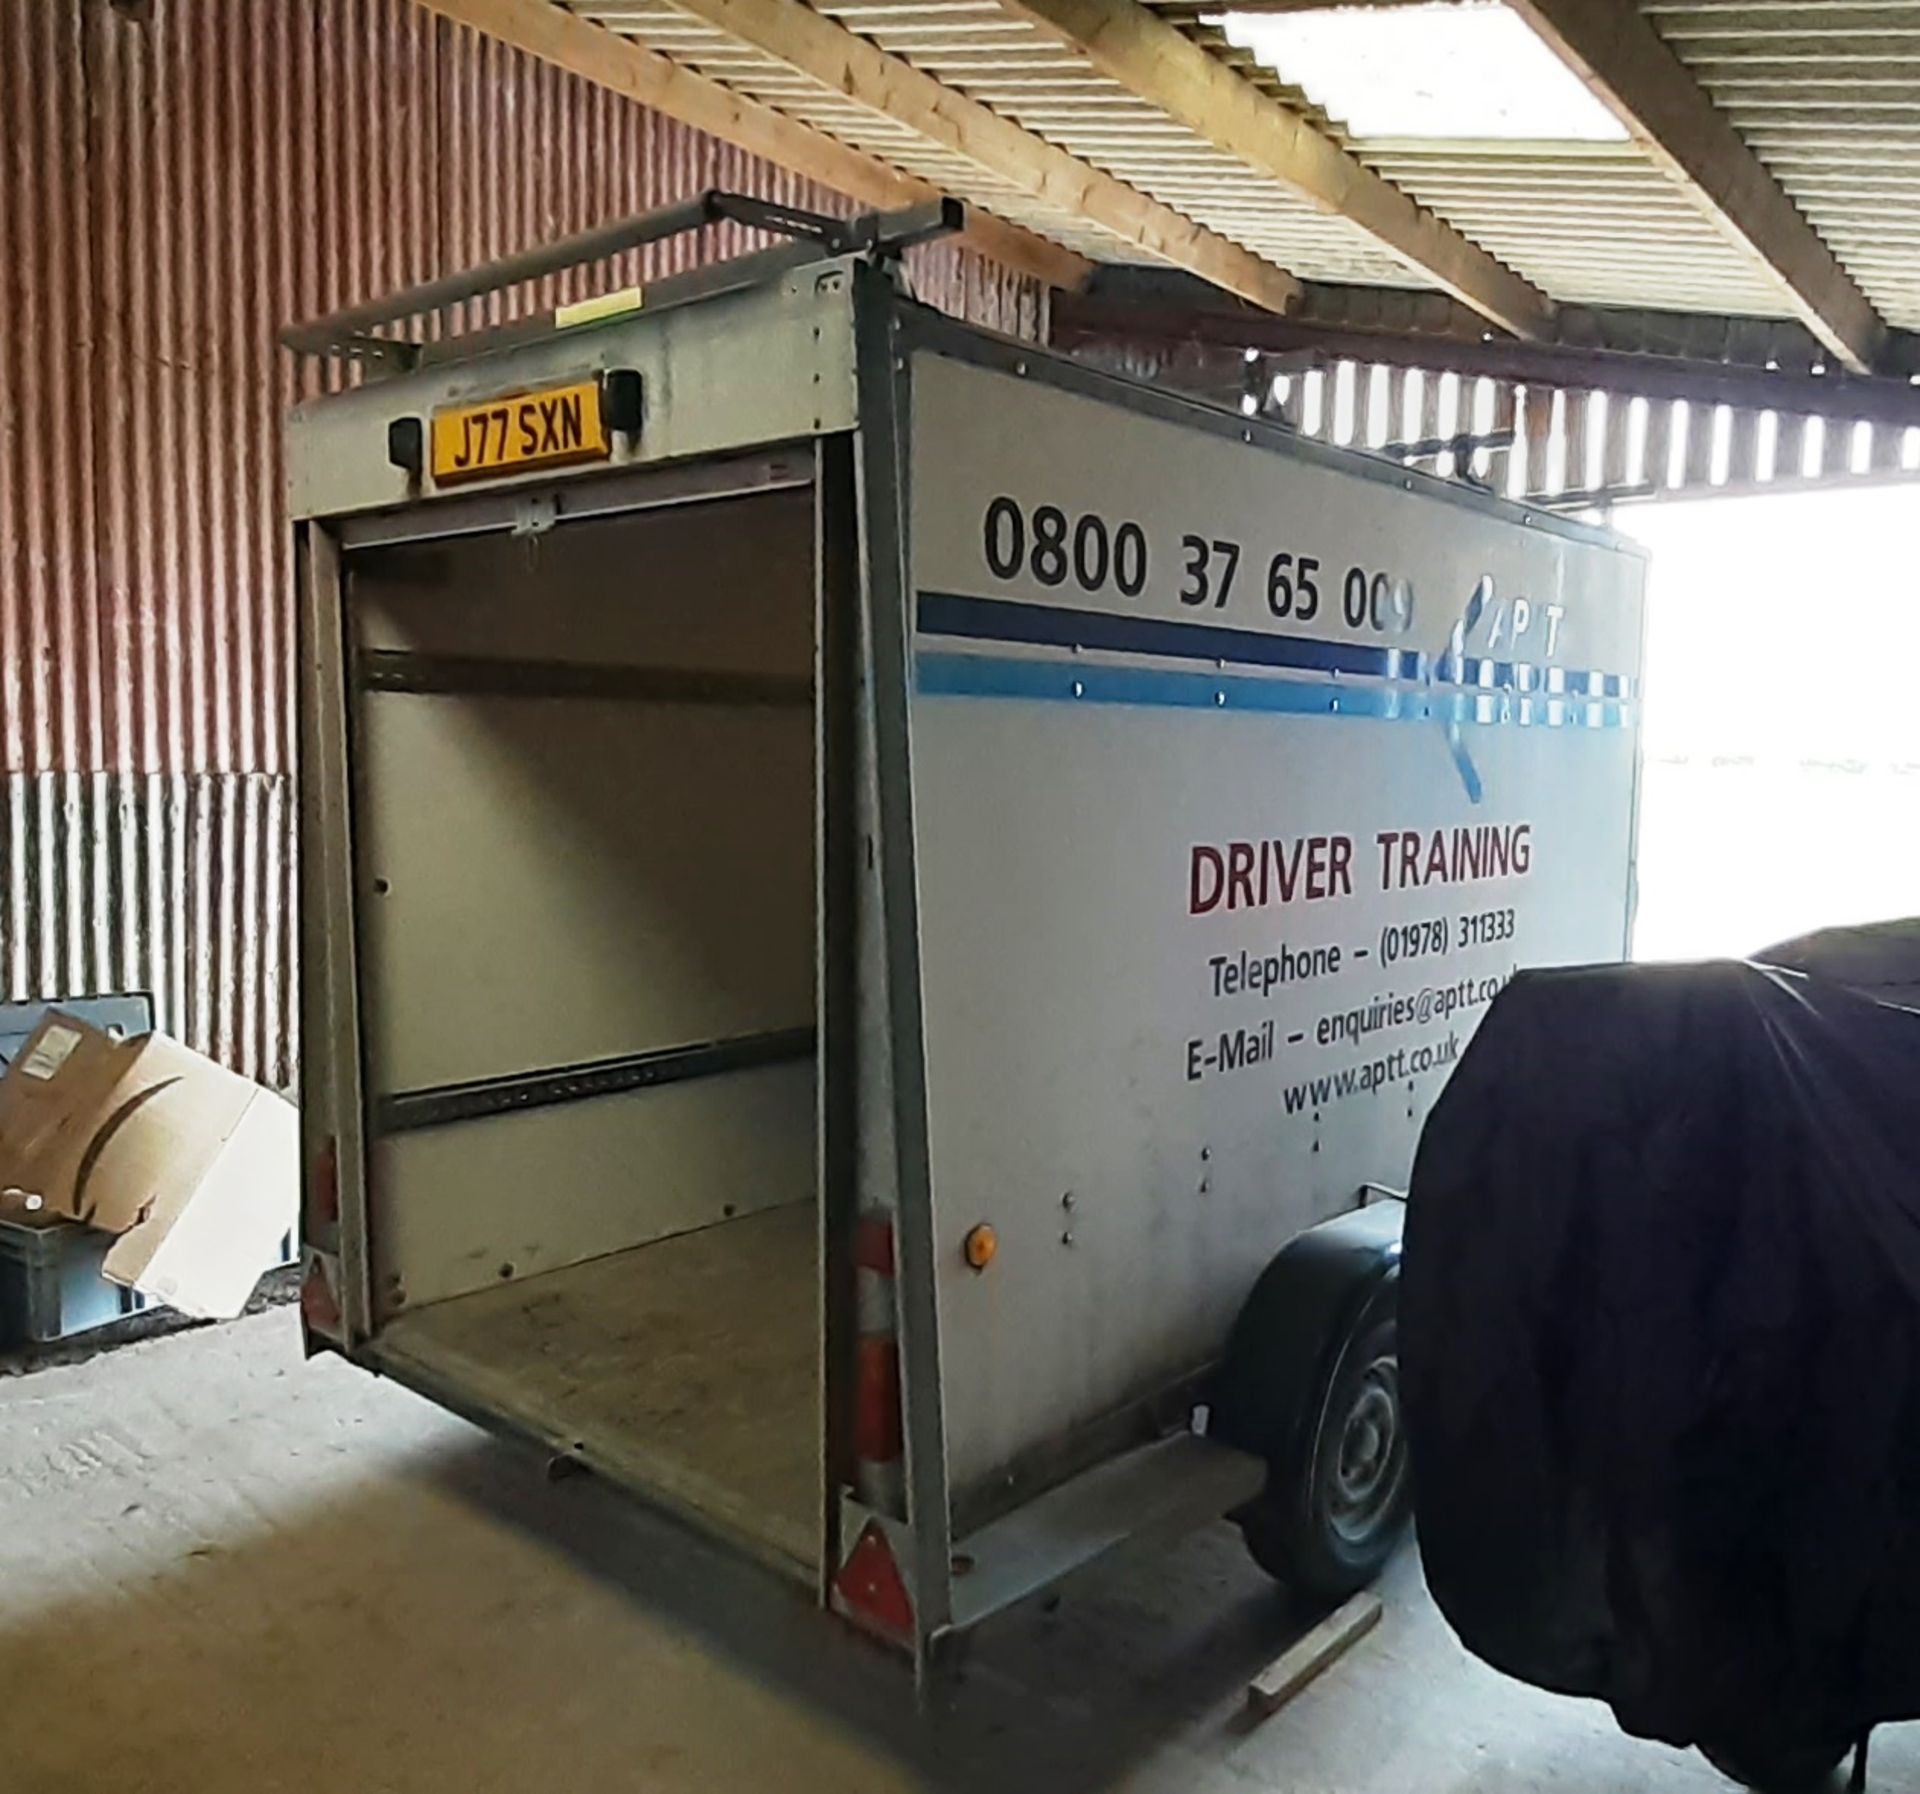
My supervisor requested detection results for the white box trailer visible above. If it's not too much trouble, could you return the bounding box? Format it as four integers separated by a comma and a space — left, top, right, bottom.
286, 195, 1646, 1686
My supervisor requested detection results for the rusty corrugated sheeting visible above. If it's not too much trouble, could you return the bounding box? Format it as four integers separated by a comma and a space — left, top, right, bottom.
3, 773, 294, 1087
1, 2, 101, 784
0, 0, 1046, 1090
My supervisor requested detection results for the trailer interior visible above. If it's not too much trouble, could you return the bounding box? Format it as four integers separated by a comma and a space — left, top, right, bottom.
344, 482, 824, 1580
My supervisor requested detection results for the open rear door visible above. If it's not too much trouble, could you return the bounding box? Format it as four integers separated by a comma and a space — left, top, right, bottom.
332, 472, 830, 1580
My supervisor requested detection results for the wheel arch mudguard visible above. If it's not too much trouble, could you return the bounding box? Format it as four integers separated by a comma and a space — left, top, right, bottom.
1210, 1200, 1404, 1471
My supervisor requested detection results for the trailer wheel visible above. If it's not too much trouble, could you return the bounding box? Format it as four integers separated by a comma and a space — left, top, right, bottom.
1237, 1304, 1410, 1600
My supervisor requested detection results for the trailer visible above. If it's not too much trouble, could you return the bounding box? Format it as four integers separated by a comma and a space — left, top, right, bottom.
285, 194, 1647, 1686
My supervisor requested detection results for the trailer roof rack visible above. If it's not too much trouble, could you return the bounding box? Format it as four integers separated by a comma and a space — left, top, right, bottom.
281, 190, 964, 374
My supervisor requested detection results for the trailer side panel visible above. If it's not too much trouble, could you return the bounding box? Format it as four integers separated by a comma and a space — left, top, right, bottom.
904, 347, 1646, 1523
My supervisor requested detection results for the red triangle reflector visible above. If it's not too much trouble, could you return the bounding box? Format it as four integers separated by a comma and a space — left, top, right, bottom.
835, 1520, 914, 1643
300, 1257, 342, 1335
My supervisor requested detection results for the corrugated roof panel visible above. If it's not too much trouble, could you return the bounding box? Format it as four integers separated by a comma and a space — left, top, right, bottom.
1363, 141, 1792, 315
820, 0, 1425, 283
571, 0, 1429, 285
1645, 1, 1920, 328
573, 0, 1132, 256
560, 0, 1920, 328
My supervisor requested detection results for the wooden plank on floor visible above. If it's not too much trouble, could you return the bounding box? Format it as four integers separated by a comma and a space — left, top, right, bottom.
1246, 1591, 1384, 1720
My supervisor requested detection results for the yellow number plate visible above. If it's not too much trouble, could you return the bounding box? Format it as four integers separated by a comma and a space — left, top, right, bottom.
429, 379, 609, 485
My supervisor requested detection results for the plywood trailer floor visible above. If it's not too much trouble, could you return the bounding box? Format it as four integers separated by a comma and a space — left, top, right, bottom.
376, 1201, 819, 1578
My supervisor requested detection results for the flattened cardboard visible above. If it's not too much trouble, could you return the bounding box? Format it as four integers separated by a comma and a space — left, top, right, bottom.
103, 1092, 298, 1319
0, 1015, 296, 1318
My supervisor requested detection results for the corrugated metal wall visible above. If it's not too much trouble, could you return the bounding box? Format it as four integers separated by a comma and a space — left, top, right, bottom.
0, 0, 1045, 1090
1260, 361, 1920, 502
1073, 336, 1920, 504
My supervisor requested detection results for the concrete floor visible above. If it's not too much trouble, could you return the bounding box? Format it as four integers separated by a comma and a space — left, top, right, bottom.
2, 1312, 1911, 1794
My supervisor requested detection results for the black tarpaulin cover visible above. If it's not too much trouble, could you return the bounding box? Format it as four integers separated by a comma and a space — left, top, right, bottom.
1763, 918, 1920, 1012
1403, 957, 1920, 1756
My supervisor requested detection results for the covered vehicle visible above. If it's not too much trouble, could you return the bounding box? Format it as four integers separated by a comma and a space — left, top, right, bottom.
1403, 956, 1920, 1788
1762, 917, 1920, 1011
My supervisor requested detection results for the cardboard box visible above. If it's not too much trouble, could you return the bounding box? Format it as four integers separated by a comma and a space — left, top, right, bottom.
0, 993, 153, 1074
0, 1014, 297, 1319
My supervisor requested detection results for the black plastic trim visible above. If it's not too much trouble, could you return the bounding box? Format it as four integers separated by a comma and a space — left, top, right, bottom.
378, 1026, 816, 1134
360, 651, 811, 708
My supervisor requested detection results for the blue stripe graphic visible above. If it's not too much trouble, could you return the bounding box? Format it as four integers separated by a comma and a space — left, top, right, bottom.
917, 590, 1424, 681
916, 652, 1631, 730
915, 590, 1635, 700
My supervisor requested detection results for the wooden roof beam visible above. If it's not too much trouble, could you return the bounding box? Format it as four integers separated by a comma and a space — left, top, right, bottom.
1509, 0, 1888, 374
638, 0, 1303, 311
986, 0, 1555, 339
414, 0, 1093, 292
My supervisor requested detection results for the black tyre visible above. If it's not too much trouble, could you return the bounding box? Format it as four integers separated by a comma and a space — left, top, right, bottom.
1699, 1736, 1850, 1793
1238, 1308, 1411, 1600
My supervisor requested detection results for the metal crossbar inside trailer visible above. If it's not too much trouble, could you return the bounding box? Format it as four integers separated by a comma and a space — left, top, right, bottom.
288, 204, 1645, 1685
